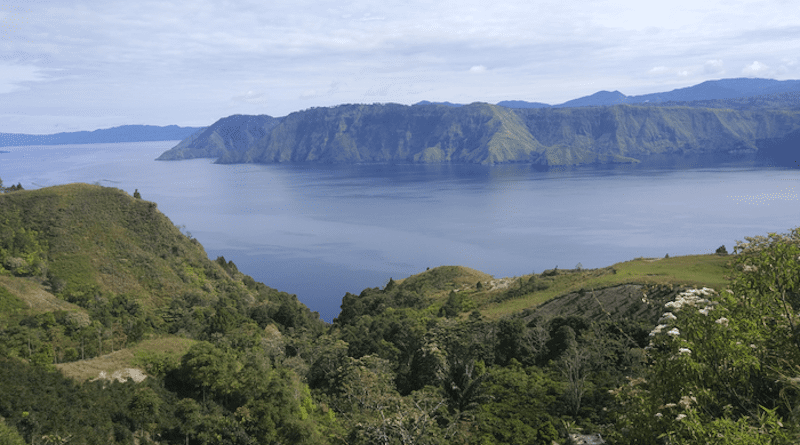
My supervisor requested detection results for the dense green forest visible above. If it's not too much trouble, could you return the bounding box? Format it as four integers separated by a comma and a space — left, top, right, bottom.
1, 182, 799, 444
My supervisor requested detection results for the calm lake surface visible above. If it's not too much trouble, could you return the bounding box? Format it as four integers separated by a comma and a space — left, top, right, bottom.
1, 141, 798, 321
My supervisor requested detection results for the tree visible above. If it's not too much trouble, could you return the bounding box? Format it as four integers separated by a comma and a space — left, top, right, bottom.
612, 228, 800, 444
478, 363, 559, 445
442, 358, 488, 416
173, 398, 203, 445
308, 335, 350, 392
559, 345, 591, 416
0, 418, 26, 445
496, 319, 529, 366
180, 341, 241, 405
128, 387, 162, 436
439, 291, 464, 318
133, 189, 141, 199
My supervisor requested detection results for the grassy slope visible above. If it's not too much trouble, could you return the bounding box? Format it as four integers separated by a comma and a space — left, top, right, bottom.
0, 183, 253, 308
55, 336, 198, 381
0, 184, 320, 381
388, 254, 731, 320
0, 274, 86, 314
57, 255, 727, 381
0, 184, 735, 384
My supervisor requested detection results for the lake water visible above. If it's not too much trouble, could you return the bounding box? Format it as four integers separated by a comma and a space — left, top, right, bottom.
1, 141, 798, 322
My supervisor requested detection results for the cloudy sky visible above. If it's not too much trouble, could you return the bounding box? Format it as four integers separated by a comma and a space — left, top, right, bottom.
1, 0, 798, 133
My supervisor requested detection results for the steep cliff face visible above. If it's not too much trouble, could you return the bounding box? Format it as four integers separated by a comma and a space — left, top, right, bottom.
163, 104, 800, 167
515, 106, 800, 165
157, 114, 281, 160
216, 103, 545, 165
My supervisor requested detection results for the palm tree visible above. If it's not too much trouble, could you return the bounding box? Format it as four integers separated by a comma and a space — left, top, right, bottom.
442, 358, 489, 414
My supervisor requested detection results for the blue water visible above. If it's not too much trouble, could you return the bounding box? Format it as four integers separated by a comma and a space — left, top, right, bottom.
2, 141, 798, 322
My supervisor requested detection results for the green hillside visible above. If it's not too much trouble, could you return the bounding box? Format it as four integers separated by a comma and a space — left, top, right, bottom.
0, 184, 323, 358
332, 254, 731, 324
1, 183, 799, 445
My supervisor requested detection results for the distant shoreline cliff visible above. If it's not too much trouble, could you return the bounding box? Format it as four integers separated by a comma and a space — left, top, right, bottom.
157, 103, 800, 168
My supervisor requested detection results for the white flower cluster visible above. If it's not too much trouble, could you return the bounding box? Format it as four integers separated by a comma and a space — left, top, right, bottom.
655, 396, 696, 420
646, 288, 721, 354
649, 324, 668, 336
664, 287, 715, 312
742, 264, 758, 273
679, 395, 696, 409
659, 312, 677, 322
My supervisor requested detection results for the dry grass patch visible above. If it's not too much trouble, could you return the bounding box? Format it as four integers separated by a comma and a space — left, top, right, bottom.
57, 336, 198, 382
0, 275, 86, 314
57, 348, 136, 382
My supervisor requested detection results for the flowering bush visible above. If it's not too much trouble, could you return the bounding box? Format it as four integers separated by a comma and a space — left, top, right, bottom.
613, 227, 800, 444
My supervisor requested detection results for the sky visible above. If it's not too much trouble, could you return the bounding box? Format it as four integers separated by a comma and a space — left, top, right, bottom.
1, 0, 799, 134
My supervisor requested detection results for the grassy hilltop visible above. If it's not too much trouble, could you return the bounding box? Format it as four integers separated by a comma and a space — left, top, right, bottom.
1, 183, 798, 445
0, 184, 322, 357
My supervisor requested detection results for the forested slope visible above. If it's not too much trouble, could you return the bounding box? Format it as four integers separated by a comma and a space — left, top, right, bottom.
1, 184, 799, 444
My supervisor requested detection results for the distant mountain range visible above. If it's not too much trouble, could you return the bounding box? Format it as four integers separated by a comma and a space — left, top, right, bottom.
497, 77, 800, 108
5, 78, 800, 168
413, 78, 800, 109
0, 125, 204, 147
157, 103, 800, 167
157, 77, 800, 168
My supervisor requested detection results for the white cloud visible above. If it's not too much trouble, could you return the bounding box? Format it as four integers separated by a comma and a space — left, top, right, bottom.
0, 63, 47, 94
704, 59, 724, 74
776, 57, 797, 75
231, 90, 268, 104
4, 0, 800, 130
298, 81, 344, 100
742, 61, 769, 76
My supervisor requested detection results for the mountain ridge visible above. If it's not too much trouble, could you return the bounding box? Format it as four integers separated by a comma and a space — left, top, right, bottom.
0, 124, 204, 147
154, 115, 281, 161
504, 77, 800, 108
157, 78, 800, 167
162, 102, 800, 167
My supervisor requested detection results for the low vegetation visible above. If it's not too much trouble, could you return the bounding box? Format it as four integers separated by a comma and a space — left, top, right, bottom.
1, 182, 799, 444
